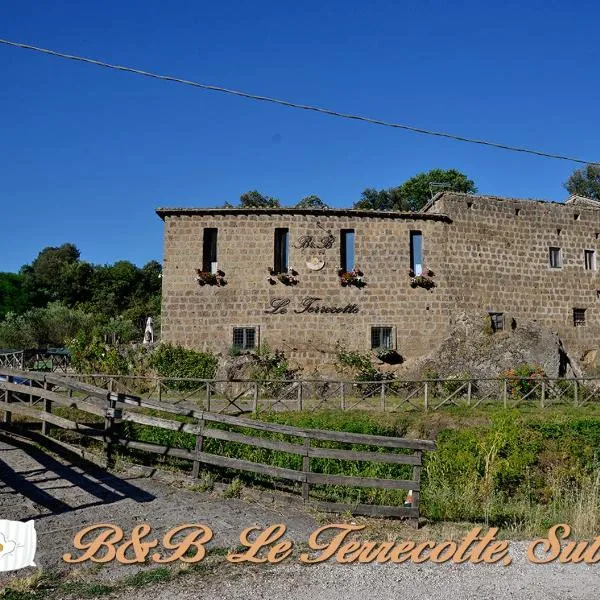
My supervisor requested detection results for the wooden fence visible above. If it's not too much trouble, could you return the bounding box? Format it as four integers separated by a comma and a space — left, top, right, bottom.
61, 373, 600, 414
0, 368, 435, 525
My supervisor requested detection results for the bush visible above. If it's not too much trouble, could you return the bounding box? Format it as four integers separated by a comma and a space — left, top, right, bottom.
502, 364, 546, 400
149, 343, 218, 390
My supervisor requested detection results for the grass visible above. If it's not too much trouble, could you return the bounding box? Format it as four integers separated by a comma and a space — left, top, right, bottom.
8, 399, 600, 537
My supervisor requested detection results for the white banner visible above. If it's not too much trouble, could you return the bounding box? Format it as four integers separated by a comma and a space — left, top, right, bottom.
0, 520, 37, 571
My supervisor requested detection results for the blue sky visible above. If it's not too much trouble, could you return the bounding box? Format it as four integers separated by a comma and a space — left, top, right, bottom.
1, 1, 598, 273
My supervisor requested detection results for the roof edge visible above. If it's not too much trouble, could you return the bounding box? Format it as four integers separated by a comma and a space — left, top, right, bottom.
155, 207, 452, 222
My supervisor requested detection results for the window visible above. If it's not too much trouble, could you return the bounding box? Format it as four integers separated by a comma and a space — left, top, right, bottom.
202, 228, 218, 273
371, 326, 393, 349
585, 250, 596, 271
489, 312, 504, 332
410, 231, 423, 276
340, 229, 355, 272
573, 309, 586, 327
274, 228, 289, 273
233, 327, 256, 349
549, 247, 562, 269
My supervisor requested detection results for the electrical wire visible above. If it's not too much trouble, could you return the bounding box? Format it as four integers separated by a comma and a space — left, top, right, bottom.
1, 37, 598, 166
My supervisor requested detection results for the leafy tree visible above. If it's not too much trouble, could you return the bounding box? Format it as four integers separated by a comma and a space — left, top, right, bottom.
20, 243, 91, 307
397, 169, 477, 212
564, 165, 600, 200
0, 273, 27, 319
295, 195, 329, 209
239, 190, 280, 208
353, 169, 477, 212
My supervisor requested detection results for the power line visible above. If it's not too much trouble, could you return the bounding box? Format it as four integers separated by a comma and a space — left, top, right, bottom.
1, 37, 598, 166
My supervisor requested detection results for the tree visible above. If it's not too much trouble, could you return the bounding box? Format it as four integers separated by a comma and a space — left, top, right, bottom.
239, 190, 280, 208
564, 165, 600, 200
353, 169, 477, 212
295, 195, 329, 209
397, 169, 477, 212
0, 273, 27, 319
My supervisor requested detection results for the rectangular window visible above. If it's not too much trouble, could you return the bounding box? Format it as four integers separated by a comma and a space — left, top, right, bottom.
233, 327, 256, 349
371, 326, 393, 349
274, 228, 289, 273
549, 247, 562, 269
410, 231, 423, 275
585, 249, 596, 271
340, 229, 355, 272
202, 228, 218, 273
573, 309, 586, 327
489, 312, 504, 332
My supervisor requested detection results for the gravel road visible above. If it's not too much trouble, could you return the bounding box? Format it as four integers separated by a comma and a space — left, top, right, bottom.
115, 543, 600, 600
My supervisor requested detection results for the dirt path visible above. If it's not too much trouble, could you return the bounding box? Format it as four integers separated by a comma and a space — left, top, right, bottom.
0, 431, 317, 585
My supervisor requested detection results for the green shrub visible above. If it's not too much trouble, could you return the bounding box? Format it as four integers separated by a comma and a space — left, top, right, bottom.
149, 343, 218, 390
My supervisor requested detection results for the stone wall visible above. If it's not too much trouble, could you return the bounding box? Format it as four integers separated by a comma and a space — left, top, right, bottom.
159, 209, 451, 373
427, 193, 600, 367
158, 194, 600, 375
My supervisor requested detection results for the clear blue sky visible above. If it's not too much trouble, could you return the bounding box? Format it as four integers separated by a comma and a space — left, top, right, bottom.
1, 1, 598, 273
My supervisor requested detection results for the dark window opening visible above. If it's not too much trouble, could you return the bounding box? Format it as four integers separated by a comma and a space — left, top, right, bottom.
233, 327, 256, 349
573, 309, 586, 327
340, 229, 355, 272
515, 208, 521, 216
585, 249, 596, 271
371, 326, 393, 349
489, 312, 504, 332
202, 228, 218, 273
274, 228, 289, 273
410, 231, 423, 275
575, 213, 581, 221
549, 247, 562, 268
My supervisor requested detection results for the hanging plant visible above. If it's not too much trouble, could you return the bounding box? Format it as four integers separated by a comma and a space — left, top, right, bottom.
338, 268, 366, 288
196, 269, 227, 286
267, 268, 299, 285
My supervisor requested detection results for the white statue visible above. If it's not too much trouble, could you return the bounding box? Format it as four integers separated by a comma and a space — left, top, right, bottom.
143, 317, 154, 344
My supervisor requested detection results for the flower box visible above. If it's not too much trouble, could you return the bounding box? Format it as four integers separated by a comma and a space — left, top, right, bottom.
195, 269, 226, 286
338, 268, 366, 288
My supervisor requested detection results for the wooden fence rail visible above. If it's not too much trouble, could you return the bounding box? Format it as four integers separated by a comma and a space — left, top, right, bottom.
0, 368, 435, 525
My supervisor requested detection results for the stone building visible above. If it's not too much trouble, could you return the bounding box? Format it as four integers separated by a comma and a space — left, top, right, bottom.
156, 192, 600, 376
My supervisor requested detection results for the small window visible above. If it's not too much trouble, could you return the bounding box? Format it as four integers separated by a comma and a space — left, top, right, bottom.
585, 250, 596, 271
371, 326, 393, 349
489, 312, 504, 332
574, 213, 581, 221
573, 309, 586, 327
202, 228, 218, 273
274, 228, 289, 273
410, 231, 423, 276
340, 229, 355, 272
549, 247, 562, 269
515, 208, 521, 216
233, 327, 256, 349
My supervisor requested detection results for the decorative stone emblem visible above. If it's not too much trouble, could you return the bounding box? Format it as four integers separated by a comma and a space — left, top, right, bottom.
306, 256, 325, 271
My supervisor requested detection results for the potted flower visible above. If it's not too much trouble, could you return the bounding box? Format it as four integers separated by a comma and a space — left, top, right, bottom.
267, 267, 299, 285
195, 269, 227, 286
338, 268, 366, 288
409, 267, 435, 290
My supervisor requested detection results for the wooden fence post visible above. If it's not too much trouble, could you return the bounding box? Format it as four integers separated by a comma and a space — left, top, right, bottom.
42, 380, 52, 435
297, 382, 303, 411
408, 450, 422, 529
380, 382, 386, 411
340, 383, 346, 411
158, 379, 163, 403
503, 379, 508, 409
206, 382, 211, 412
252, 382, 259, 414
302, 437, 310, 502
192, 417, 205, 478
467, 381, 472, 406
104, 381, 119, 469
3, 375, 12, 424
541, 381, 546, 408
574, 379, 578, 406
424, 382, 429, 411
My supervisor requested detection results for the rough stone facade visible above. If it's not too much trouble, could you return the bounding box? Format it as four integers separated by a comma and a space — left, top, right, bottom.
157, 192, 600, 375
